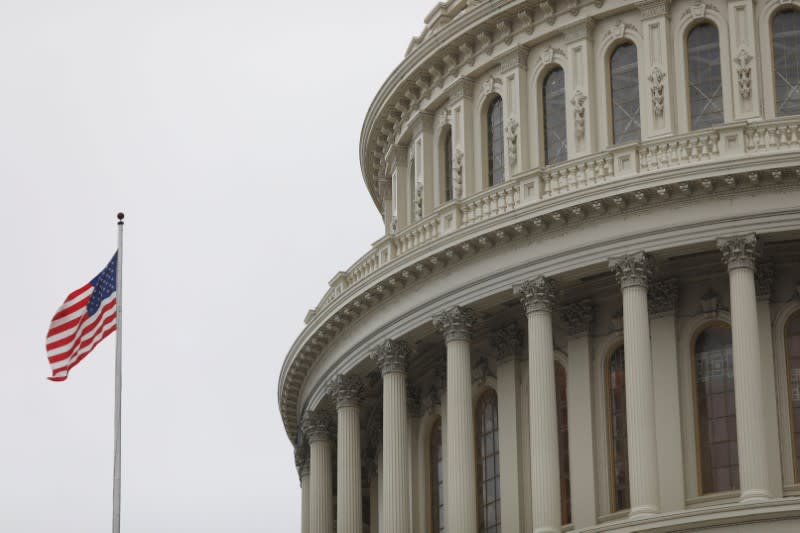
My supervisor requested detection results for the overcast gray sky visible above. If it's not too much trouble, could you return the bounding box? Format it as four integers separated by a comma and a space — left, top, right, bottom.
0, 1, 433, 531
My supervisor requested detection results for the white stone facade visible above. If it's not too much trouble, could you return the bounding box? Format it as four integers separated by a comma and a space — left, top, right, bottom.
281, 1, 800, 531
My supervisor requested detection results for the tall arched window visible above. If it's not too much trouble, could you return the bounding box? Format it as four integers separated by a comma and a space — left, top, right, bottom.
443, 127, 454, 202
487, 97, 504, 186
556, 363, 571, 525
543, 67, 567, 165
607, 345, 630, 511
773, 9, 800, 116
430, 418, 444, 532
687, 23, 724, 130
694, 324, 738, 494
610, 43, 641, 144
476, 390, 500, 533
785, 312, 800, 481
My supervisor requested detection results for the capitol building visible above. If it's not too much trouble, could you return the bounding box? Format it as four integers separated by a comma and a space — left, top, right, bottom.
278, 0, 800, 531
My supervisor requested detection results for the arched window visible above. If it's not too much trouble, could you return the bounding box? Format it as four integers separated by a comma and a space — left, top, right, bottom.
687, 23, 724, 130
773, 9, 800, 116
785, 312, 800, 481
556, 363, 571, 525
430, 418, 444, 532
610, 43, 641, 144
443, 127, 453, 202
694, 324, 738, 494
543, 67, 567, 165
476, 390, 500, 533
607, 345, 629, 511
487, 97, 504, 186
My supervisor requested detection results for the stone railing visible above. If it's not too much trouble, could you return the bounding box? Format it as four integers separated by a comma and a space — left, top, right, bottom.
309, 117, 800, 321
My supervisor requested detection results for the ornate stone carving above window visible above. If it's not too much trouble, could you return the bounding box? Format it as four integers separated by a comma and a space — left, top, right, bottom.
572, 89, 587, 140
648, 66, 666, 117
700, 289, 720, 318
560, 299, 593, 336
482, 75, 503, 99
506, 117, 519, 169
453, 148, 464, 199
734, 48, 753, 99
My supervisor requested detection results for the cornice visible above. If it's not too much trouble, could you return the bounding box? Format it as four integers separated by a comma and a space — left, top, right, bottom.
279, 162, 800, 443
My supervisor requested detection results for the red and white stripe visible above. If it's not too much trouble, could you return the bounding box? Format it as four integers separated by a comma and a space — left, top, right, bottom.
46, 284, 117, 381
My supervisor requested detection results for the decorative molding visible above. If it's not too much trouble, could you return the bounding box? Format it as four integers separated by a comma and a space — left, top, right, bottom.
294, 444, 310, 480
609, 251, 653, 289
515, 276, 558, 314
755, 261, 775, 302
327, 374, 365, 409
560, 299, 593, 336
301, 410, 335, 443
506, 117, 519, 169
649, 66, 666, 117
572, 89, 587, 140
490, 322, 524, 362
369, 339, 412, 375
608, 20, 636, 41
563, 19, 595, 44
435, 107, 451, 130
636, 0, 670, 19
717, 233, 760, 272
648, 278, 679, 314
481, 75, 503, 99
433, 306, 478, 342
449, 77, 474, 101
453, 148, 464, 199
734, 48, 753, 100
700, 288, 720, 318
684, 1, 717, 20
540, 0, 556, 25
539, 45, 565, 67
500, 45, 529, 73
414, 181, 424, 221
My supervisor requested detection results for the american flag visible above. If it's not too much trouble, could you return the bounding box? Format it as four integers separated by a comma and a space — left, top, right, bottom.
46, 253, 118, 381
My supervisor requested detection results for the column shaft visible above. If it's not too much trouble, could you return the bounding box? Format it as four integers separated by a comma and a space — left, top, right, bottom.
446, 338, 478, 532
729, 266, 771, 501
310, 439, 334, 533
337, 405, 362, 533
383, 372, 409, 533
621, 284, 660, 517
301, 473, 310, 533
528, 310, 561, 533
497, 358, 522, 533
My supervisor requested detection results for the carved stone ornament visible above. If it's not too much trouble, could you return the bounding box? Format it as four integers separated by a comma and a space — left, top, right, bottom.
610, 20, 635, 40
301, 410, 335, 443
472, 356, 495, 385
515, 276, 558, 314
433, 306, 478, 342
369, 339, 412, 375
540, 0, 556, 25
453, 148, 464, 199
490, 322, 524, 362
700, 289, 720, 318
560, 299, 593, 336
436, 107, 451, 129
294, 444, 310, 480
571, 89, 587, 140
327, 374, 365, 409
717, 233, 760, 272
755, 261, 775, 301
414, 181, 423, 221
690, 1, 706, 18
482, 76, 503, 99
506, 117, 519, 169
734, 48, 753, 99
649, 66, 666, 117
609, 252, 653, 289
648, 278, 679, 314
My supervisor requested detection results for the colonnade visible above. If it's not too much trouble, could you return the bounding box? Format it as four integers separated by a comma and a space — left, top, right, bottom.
295, 233, 773, 533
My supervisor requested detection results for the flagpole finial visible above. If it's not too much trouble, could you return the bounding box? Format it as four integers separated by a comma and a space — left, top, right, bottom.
117, 212, 125, 225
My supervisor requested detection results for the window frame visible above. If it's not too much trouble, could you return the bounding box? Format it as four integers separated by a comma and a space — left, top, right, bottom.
474, 388, 501, 533
542, 66, 568, 165
486, 95, 505, 188
685, 21, 725, 131
771, 7, 800, 117
608, 41, 641, 145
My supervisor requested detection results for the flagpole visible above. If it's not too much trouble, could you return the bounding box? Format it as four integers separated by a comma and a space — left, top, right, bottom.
113, 212, 124, 533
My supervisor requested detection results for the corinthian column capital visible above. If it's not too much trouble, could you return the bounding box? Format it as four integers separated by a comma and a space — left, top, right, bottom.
489, 322, 524, 362
717, 233, 760, 272
609, 252, 653, 289
301, 410, 335, 443
433, 306, 478, 342
327, 374, 365, 409
515, 276, 558, 314
369, 339, 411, 376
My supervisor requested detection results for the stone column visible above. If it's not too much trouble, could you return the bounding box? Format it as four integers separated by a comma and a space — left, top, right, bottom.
717, 234, 771, 502
561, 300, 596, 528
609, 252, 660, 518
328, 375, 365, 533
302, 411, 335, 533
490, 323, 525, 533
515, 277, 562, 533
295, 445, 311, 533
370, 340, 412, 533
433, 306, 478, 533
407, 386, 424, 533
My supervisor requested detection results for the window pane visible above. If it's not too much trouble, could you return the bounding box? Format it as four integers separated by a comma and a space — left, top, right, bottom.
444, 128, 453, 201
487, 98, 504, 186
687, 24, 724, 130
610, 43, 641, 144
608, 346, 630, 511
695, 324, 738, 493
476, 391, 500, 533
786, 312, 800, 481
543, 68, 568, 165
773, 10, 800, 116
